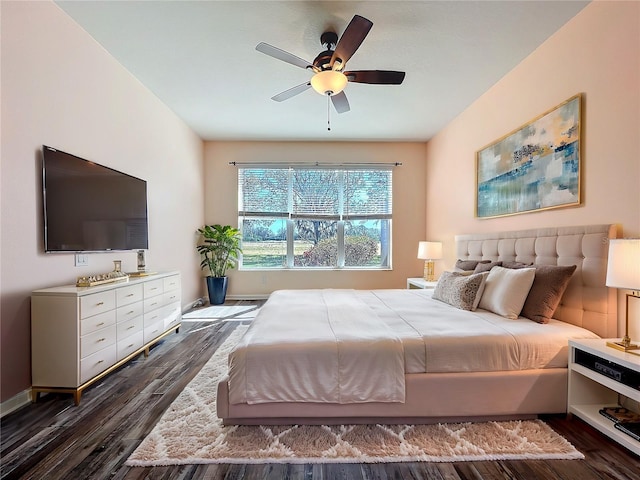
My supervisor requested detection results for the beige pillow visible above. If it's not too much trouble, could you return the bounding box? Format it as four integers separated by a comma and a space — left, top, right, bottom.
432, 271, 489, 311
478, 266, 536, 319
521, 265, 577, 323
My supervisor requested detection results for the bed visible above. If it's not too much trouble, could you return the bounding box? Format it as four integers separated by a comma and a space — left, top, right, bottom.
217, 224, 618, 425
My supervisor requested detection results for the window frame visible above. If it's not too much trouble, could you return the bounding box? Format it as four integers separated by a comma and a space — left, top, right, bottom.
237, 165, 393, 271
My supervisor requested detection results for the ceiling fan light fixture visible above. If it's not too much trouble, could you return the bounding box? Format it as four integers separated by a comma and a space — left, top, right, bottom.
311, 70, 348, 96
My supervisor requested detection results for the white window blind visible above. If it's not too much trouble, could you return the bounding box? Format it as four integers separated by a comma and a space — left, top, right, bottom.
238, 165, 393, 269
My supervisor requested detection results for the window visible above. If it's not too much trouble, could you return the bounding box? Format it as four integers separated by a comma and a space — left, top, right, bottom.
238, 166, 392, 269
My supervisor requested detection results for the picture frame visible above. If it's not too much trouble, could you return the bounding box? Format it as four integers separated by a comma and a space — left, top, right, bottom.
476, 94, 582, 219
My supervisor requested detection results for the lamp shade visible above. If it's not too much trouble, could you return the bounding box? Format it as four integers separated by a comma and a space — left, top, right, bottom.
417, 241, 442, 260
606, 239, 640, 290
310, 70, 348, 96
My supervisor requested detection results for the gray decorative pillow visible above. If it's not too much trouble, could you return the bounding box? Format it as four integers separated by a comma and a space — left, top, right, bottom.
433, 271, 489, 311
473, 261, 502, 273
503, 261, 534, 269
454, 259, 490, 272
521, 265, 577, 324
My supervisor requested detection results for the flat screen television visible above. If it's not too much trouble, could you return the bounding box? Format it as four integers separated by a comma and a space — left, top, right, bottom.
42, 145, 149, 252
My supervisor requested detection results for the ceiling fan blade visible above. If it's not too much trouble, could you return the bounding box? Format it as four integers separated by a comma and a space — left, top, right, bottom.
331, 91, 350, 114
345, 70, 406, 85
330, 15, 373, 70
271, 82, 311, 102
256, 42, 313, 70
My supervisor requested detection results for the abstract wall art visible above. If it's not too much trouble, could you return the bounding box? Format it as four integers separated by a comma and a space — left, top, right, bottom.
476, 94, 582, 218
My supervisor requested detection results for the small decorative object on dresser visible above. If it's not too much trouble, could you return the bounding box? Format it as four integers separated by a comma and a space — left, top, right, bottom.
31, 272, 181, 405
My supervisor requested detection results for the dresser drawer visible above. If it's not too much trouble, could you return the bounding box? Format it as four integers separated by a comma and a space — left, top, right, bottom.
162, 303, 181, 327
144, 295, 163, 313
116, 284, 143, 307
117, 315, 143, 339
163, 275, 181, 292
80, 345, 117, 384
80, 310, 116, 336
143, 320, 164, 343
116, 302, 143, 323
81, 325, 116, 359
163, 290, 180, 306
143, 279, 163, 298
117, 330, 144, 360
80, 291, 116, 319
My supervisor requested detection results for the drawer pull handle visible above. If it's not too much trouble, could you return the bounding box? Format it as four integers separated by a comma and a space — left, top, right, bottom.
127, 325, 135, 330
128, 310, 134, 314
97, 322, 105, 327
97, 338, 106, 342
97, 360, 104, 364
96, 302, 104, 306
127, 343, 134, 348
126, 293, 134, 297
151, 302, 157, 306
150, 287, 158, 291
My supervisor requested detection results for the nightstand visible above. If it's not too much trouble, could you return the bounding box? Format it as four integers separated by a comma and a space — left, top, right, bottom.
568, 339, 640, 455
406, 278, 438, 289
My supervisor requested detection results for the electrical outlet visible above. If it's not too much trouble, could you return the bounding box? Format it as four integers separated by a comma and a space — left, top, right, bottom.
75, 254, 89, 267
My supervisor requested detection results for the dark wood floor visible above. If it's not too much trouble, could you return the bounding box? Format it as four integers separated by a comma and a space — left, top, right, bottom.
2, 300, 639, 480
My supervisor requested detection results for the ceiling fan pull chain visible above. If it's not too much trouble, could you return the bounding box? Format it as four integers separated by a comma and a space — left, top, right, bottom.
327, 94, 331, 131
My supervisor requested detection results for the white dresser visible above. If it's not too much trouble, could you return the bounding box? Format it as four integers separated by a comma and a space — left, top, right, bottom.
31, 271, 181, 405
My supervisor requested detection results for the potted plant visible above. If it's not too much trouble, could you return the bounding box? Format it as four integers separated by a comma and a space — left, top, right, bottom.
196, 224, 242, 305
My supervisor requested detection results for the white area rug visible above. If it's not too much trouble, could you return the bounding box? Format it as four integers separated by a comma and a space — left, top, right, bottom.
126, 326, 583, 466
182, 305, 257, 321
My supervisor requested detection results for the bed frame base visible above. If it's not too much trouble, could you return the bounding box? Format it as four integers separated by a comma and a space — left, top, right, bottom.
218, 369, 568, 425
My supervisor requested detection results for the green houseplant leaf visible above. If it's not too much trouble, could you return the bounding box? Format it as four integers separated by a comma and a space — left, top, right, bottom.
196, 224, 242, 278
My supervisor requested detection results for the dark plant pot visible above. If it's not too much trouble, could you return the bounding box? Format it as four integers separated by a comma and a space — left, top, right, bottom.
206, 276, 228, 305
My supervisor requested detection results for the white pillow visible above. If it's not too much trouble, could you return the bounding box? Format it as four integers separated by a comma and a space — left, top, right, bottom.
478, 266, 536, 319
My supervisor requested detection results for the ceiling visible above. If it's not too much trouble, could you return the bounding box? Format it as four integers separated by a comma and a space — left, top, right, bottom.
55, 1, 589, 142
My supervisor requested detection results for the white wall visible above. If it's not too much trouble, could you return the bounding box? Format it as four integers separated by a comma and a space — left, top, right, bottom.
1, 1, 204, 403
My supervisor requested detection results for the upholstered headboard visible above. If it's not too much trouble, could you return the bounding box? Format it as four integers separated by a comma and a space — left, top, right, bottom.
455, 224, 618, 338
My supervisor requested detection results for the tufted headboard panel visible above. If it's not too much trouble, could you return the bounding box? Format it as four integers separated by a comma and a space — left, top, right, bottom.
455, 224, 618, 338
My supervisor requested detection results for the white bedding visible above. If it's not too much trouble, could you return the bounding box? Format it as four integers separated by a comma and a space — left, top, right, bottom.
227, 288, 600, 405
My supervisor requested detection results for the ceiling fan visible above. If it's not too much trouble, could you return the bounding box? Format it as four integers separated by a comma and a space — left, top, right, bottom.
256, 14, 406, 114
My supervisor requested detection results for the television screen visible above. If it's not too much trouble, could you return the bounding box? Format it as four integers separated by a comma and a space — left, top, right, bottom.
42, 145, 149, 252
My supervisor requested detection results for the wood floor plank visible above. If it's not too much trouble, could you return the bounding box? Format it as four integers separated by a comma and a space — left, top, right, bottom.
2, 300, 640, 480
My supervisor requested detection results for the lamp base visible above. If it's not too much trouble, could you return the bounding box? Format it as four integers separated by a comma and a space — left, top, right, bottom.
606, 339, 640, 352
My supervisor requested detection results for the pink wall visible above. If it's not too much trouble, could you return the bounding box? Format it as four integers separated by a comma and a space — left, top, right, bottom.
426, 1, 639, 265
1, 1, 205, 405
203, 141, 428, 296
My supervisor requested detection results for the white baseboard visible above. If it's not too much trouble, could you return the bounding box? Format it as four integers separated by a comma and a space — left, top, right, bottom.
0, 388, 31, 418
226, 294, 269, 300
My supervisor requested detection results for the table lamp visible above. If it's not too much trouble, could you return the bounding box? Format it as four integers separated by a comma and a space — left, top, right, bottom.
605, 238, 640, 352
417, 241, 442, 282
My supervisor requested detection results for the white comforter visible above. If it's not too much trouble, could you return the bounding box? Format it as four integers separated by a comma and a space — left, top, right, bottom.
227, 289, 599, 405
